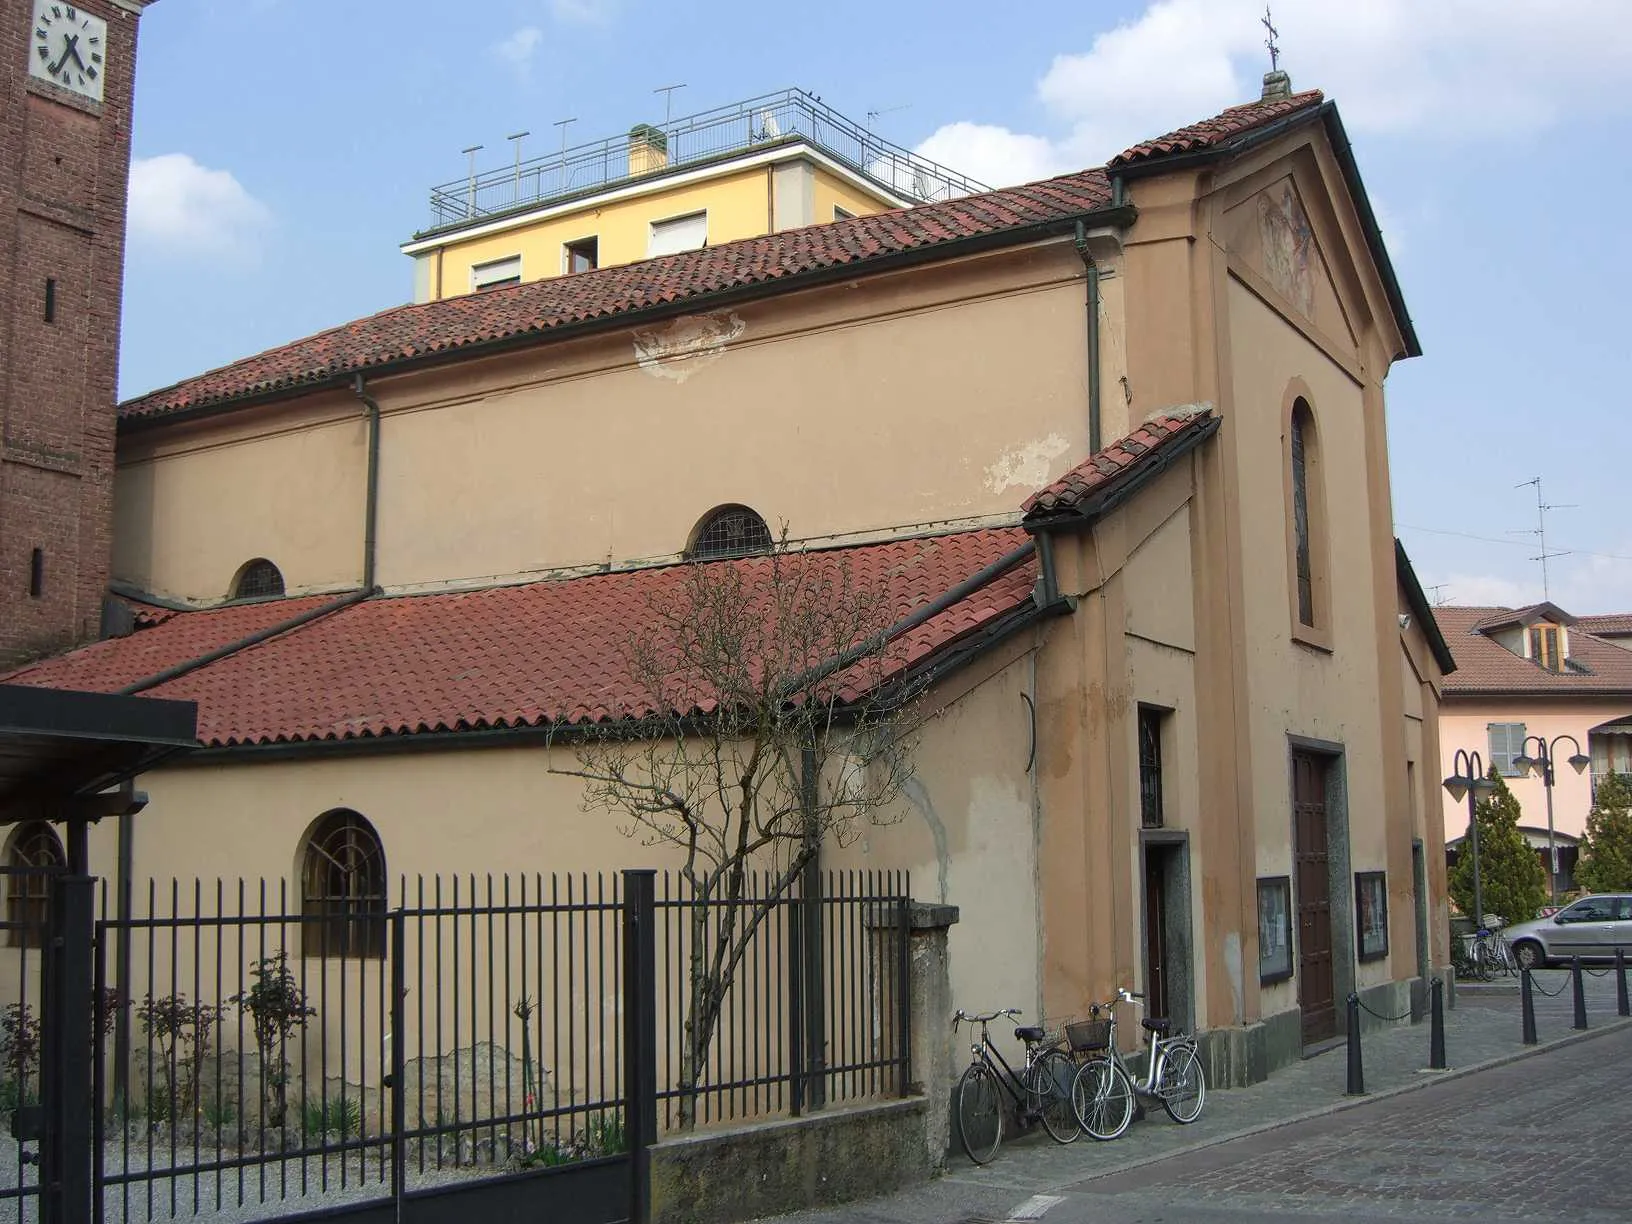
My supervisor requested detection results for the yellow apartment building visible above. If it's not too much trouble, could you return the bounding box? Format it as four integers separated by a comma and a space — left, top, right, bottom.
402, 88, 985, 303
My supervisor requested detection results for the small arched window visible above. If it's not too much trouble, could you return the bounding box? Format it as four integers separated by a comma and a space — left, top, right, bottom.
232, 558, 285, 601
687, 505, 773, 560
5, 822, 65, 949
1287, 396, 1326, 631
300, 810, 386, 959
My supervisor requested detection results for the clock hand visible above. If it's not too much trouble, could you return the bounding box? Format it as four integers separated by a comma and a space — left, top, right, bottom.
48, 34, 80, 76
66, 37, 89, 72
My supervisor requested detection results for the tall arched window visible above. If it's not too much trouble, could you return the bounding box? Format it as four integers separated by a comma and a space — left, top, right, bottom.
232, 558, 285, 601
300, 810, 386, 958
1287, 396, 1326, 633
687, 505, 773, 560
5, 822, 65, 949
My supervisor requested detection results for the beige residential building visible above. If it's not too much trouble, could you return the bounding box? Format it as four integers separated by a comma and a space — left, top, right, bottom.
8, 77, 1453, 1091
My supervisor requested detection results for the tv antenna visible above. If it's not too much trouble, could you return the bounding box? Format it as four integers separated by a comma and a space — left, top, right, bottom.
1512, 476, 1575, 601
1425, 584, 1450, 606
653, 83, 687, 123
1261, 5, 1281, 72
552, 116, 577, 158
461, 144, 484, 217
507, 130, 530, 196
866, 104, 911, 133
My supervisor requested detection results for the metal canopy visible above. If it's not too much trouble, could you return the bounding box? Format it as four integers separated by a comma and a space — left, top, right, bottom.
0, 684, 197, 821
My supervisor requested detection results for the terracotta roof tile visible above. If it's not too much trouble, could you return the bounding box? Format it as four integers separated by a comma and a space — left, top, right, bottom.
118, 176, 1115, 423
1021, 411, 1215, 519
1577, 614, 1632, 637
118, 93, 1329, 426
1435, 606, 1632, 696
1108, 90, 1325, 168
3, 532, 1035, 748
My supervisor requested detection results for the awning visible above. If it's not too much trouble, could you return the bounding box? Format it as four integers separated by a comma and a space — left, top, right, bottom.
1446, 826, 1580, 853
0, 684, 197, 823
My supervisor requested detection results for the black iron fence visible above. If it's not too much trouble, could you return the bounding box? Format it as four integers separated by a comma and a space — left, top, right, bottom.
0, 864, 54, 1221
654, 870, 911, 1130
3, 866, 911, 1223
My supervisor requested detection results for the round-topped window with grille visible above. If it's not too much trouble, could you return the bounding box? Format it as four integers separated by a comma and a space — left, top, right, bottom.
231, 558, 285, 600
687, 506, 772, 560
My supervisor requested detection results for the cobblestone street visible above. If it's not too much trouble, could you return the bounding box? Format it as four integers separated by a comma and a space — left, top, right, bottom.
768, 969, 1632, 1224
1069, 1019, 1632, 1222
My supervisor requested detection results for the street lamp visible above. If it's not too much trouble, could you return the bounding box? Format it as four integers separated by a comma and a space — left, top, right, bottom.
1443, 749, 1499, 927
1511, 734, 1592, 903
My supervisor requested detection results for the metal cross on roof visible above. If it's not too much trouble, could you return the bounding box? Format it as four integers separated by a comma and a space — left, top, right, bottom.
1262, 6, 1281, 72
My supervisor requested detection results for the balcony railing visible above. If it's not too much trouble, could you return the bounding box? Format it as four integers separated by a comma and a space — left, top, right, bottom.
421, 88, 989, 235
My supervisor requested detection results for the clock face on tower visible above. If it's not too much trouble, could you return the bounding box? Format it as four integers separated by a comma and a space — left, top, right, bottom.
28, 1, 109, 103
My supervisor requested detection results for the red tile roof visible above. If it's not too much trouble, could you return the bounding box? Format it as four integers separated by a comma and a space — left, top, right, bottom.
1435, 606, 1632, 697
119, 93, 1328, 426
2, 531, 1035, 749
118, 175, 1116, 423
1021, 411, 1216, 520
1108, 90, 1325, 168
1577, 614, 1632, 638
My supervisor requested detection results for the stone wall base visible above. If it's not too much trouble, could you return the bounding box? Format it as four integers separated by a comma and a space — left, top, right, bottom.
650, 1098, 927, 1224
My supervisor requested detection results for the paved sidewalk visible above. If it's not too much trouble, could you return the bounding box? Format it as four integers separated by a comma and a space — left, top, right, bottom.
765, 968, 1632, 1224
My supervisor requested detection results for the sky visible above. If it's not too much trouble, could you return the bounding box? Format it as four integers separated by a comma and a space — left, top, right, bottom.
119, 0, 1632, 612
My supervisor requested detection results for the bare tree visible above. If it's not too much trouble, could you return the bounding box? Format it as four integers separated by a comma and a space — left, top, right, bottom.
551, 537, 919, 1128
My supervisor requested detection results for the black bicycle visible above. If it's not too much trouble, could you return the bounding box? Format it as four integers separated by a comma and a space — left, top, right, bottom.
951, 1006, 1079, 1163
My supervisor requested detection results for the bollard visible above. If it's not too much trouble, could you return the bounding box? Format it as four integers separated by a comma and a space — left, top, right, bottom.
1520, 967, 1537, 1045
1572, 955, 1589, 1030
1617, 949, 1630, 1018
1345, 994, 1364, 1095
1429, 977, 1447, 1069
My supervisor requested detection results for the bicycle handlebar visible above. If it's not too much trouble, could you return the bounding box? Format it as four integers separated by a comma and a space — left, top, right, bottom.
951, 1007, 1021, 1029
1088, 987, 1144, 1016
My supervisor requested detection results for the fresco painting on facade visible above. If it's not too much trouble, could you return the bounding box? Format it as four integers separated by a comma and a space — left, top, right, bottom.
1257, 180, 1316, 318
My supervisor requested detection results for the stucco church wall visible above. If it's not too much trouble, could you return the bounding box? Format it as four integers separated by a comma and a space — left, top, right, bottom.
113, 245, 1103, 602
1226, 277, 1399, 995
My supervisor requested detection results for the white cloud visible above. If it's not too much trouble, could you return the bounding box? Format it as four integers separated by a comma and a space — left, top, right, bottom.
914, 123, 1067, 189
917, 0, 1632, 186
127, 154, 270, 257
494, 26, 543, 71
1436, 543, 1632, 615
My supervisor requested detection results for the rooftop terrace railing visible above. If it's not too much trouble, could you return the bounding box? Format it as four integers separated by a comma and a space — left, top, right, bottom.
422, 88, 989, 235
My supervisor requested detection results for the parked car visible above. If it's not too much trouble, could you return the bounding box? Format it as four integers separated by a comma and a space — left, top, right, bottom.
1505, 894, 1632, 970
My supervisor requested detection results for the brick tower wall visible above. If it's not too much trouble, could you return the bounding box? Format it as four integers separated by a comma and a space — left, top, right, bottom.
0, 0, 147, 667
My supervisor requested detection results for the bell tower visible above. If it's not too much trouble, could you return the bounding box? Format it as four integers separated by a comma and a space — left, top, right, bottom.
0, 0, 152, 667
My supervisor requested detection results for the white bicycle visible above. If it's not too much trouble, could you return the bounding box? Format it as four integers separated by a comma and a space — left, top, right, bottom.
1068, 987, 1207, 1140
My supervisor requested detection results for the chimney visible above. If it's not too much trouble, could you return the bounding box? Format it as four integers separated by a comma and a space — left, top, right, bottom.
1261, 70, 1292, 101
628, 123, 670, 177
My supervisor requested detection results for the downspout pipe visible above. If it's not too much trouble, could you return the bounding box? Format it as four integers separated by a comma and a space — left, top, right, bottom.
353, 374, 382, 591
1074, 220, 1102, 455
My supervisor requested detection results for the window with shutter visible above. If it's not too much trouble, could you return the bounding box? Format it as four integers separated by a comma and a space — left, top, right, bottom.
1487, 722, 1527, 776
648, 211, 707, 257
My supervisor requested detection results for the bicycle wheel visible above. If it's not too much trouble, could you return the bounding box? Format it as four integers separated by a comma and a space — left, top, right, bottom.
1157, 1044, 1206, 1124
1071, 1056, 1134, 1141
955, 1061, 1003, 1164
1024, 1049, 1081, 1144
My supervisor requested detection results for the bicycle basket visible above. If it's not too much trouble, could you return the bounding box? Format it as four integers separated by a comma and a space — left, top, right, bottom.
1065, 1018, 1112, 1051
